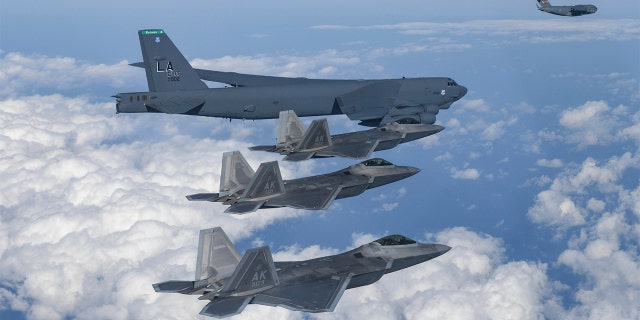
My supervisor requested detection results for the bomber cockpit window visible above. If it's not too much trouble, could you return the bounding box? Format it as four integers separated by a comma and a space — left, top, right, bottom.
374, 235, 417, 246
361, 158, 393, 167
447, 78, 458, 87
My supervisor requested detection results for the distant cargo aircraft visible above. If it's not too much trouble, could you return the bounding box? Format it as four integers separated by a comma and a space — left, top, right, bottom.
153, 227, 451, 318
536, 0, 597, 16
115, 29, 467, 126
186, 151, 419, 213
250, 110, 444, 161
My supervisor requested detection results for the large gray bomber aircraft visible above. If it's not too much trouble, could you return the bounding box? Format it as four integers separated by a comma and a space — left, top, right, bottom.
114, 29, 467, 127
250, 110, 444, 161
153, 227, 451, 318
536, 0, 597, 16
186, 151, 419, 214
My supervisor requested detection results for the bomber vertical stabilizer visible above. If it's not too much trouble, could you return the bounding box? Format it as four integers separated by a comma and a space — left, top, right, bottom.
138, 29, 207, 92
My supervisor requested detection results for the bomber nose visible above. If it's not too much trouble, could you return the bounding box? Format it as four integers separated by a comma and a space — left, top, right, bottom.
457, 85, 468, 99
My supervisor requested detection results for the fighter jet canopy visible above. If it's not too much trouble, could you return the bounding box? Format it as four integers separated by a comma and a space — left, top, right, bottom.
361, 158, 394, 167
374, 235, 417, 246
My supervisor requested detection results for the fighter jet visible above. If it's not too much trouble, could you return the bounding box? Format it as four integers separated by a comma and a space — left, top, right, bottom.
186, 151, 419, 214
114, 29, 467, 127
153, 227, 451, 318
536, 0, 597, 16
250, 110, 444, 161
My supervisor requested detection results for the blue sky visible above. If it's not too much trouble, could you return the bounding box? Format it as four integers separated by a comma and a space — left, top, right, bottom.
1, 0, 639, 319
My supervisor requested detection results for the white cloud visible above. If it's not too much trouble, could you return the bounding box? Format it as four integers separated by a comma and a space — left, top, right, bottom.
528, 153, 639, 228
537, 158, 564, 168
0, 52, 143, 96
0, 93, 308, 319
451, 168, 480, 180
312, 19, 640, 43
557, 101, 638, 148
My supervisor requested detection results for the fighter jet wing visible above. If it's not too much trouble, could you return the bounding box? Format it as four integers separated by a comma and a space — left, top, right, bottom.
267, 186, 343, 210
319, 140, 380, 159
252, 272, 353, 312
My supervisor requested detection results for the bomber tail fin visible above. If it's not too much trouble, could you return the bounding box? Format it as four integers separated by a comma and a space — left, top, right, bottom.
536, 0, 551, 7
138, 29, 207, 92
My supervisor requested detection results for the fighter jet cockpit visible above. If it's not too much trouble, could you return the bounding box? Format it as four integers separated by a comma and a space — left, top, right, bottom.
374, 235, 417, 246
361, 158, 394, 167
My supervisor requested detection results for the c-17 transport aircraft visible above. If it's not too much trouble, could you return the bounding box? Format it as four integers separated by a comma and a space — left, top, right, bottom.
114, 29, 467, 127
186, 151, 419, 214
536, 0, 597, 16
250, 110, 444, 161
153, 227, 451, 318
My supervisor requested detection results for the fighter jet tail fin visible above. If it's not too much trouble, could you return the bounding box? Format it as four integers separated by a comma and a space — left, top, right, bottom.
536, 0, 551, 7
137, 29, 208, 92
296, 119, 332, 151
240, 161, 285, 200
152, 227, 242, 295
277, 110, 306, 146
220, 246, 279, 296
195, 228, 243, 284
220, 151, 256, 197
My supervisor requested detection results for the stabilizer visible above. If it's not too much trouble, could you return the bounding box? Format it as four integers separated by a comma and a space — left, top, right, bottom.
152, 227, 241, 295
138, 29, 207, 92
219, 151, 255, 197
537, 0, 551, 7
220, 246, 279, 296
240, 161, 285, 200
277, 110, 306, 146
195, 228, 242, 284
200, 296, 252, 318
295, 119, 332, 151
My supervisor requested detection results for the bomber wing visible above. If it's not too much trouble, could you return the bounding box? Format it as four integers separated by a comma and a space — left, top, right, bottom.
129, 62, 312, 87
252, 272, 353, 313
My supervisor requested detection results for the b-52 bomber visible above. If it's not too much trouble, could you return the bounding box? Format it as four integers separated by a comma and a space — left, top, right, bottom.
186, 151, 419, 213
250, 110, 444, 161
536, 0, 597, 16
114, 29, 467, 126
153, 227, 451, 318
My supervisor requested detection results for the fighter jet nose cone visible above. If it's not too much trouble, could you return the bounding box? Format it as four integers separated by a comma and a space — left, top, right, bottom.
435, 244, 451, 254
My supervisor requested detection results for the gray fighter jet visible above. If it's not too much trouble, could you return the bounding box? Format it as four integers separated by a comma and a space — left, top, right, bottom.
250, 110, 444, 161
536, 0, 597, 16
153, 227, 451, 318
186, 151, 419, 214
114, 29, 467, 126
